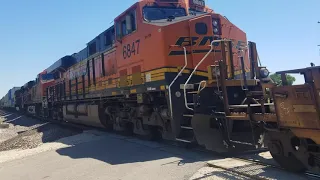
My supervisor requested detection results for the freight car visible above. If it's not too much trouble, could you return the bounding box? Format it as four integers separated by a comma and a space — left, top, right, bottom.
0, 87, 21, 111
264, 66, 320, 173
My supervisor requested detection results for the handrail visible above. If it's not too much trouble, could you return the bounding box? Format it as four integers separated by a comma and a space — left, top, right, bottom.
214, 64, 220, 94
238, 48, 248, 90
198, 80, 207, 93
183, 40, 223, 111
168, 47, 188, 118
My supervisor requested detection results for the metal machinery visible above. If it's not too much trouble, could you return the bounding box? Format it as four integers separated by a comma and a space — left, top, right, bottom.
266, 66, 320, 173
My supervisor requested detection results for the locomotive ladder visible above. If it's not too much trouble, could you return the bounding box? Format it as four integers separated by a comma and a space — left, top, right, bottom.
166, 45, 195, 143
168, 47, 188, 118
175, 40, 225, 143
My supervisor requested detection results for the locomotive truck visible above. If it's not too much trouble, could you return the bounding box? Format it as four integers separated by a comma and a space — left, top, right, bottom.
3, 0, 319, 174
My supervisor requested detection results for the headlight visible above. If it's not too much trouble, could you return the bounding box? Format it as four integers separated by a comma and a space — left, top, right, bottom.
212, 18, 221, 35
259, 68, 270, 78
212, 20, 218, 27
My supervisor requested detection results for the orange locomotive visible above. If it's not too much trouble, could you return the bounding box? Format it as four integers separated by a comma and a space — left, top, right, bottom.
41, 0, 265, 152
18, 70, 55, 116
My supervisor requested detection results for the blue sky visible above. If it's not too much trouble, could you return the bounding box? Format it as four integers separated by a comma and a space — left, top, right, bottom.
0, 0, 319, 97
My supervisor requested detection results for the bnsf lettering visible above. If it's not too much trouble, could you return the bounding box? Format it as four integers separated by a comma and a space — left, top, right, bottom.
199, 36, 222, 46
123, 39, 140, 59
174, 36, 245, 49
175, 37, 199, 46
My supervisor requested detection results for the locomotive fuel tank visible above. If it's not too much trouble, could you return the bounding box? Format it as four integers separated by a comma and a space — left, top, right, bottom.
63, 104, 104, 128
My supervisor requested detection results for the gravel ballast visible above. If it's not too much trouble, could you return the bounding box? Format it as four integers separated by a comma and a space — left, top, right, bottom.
0, 111, 83, 152
0, 123, 82, 152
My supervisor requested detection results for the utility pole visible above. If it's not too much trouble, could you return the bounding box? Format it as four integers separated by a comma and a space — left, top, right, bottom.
318, 22, 320, 55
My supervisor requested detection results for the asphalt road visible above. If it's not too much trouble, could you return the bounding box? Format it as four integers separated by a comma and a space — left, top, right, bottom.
0, 130, 216, 180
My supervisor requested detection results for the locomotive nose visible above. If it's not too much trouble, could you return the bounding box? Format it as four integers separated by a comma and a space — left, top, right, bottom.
186, 15, 223, 71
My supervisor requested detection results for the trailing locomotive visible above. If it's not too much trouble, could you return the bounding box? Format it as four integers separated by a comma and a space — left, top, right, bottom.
5, 0, 319, 175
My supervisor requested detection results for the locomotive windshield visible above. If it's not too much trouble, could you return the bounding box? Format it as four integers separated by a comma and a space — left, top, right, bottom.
143, 7, 187, 21
189, 8, 206, 15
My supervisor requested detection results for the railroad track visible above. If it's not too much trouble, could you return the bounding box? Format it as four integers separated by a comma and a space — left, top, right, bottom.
220, 156, 320, 179
2, 110, 320, 179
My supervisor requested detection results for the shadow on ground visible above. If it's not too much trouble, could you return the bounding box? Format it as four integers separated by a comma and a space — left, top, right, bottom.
56, 136, 304, 180
0, 110, 40, 128
55, 133, 214, 166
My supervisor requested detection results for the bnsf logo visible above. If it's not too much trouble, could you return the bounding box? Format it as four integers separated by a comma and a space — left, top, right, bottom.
169, 36, 246, 56
174, 36, 245, 49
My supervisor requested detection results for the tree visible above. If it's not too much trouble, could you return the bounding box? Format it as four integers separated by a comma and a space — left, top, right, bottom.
270, 73, 296, 85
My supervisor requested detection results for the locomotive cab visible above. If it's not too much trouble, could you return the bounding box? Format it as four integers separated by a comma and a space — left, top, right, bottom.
114, 0, 249, 81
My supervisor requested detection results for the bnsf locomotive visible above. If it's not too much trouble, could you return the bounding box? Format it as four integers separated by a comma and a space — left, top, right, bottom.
20, 0, 258, 147
6, 0, 320, 174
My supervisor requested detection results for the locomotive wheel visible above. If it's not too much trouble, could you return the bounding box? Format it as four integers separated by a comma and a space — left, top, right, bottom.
133, 119, 161, 141
98, 106, 113, 131
270, 152, 306, 173
266, 131, 307, 173
139, 126, 162, 141
101, 114, 113, 131
148, 126, 162, 141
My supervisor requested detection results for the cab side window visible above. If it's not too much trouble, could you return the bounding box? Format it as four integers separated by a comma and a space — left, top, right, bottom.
116, 10, 137, 38
105, 27, 115, 48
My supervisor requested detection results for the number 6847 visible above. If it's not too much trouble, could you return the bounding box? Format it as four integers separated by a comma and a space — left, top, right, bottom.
122, 39, 140, 59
